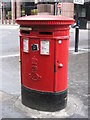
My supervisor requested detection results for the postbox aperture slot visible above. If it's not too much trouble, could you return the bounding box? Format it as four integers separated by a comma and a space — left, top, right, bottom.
39, 32, 52, 35
22, 30, 30, 35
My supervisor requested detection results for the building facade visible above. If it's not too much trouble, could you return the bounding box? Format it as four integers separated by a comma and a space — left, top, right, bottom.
0, 0, 90, 29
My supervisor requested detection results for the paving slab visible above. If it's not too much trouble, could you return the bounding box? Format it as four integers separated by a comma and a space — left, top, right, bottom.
14, 94, 88, 118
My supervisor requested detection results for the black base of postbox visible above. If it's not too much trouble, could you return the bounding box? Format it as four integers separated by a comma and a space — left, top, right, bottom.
21, 85, 67, 112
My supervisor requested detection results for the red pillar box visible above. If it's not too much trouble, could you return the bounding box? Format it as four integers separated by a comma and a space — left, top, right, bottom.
16, 15, 74, 111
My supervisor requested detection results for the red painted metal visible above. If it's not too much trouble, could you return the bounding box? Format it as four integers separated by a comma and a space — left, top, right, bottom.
16, 15, 74, 93
58, 3, 62, 8
16, 15, 74, 25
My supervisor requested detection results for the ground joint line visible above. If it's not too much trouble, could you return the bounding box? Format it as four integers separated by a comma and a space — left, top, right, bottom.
0, 54, 20, 58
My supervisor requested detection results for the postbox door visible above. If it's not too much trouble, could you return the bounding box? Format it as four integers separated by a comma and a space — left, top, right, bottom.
54, 39, 69, 92
21, 38, 55, 92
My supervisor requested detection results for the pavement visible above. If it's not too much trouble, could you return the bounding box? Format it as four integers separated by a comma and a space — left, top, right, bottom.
0, 25, 89, 119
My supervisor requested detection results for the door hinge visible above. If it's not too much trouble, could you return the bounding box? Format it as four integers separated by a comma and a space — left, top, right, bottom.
54, 64, 56, 72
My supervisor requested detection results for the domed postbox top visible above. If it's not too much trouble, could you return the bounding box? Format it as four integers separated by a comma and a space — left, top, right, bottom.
16, 15, 74, 26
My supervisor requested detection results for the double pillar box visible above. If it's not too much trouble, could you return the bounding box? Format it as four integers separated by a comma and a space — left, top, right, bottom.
16, 15, 74, 111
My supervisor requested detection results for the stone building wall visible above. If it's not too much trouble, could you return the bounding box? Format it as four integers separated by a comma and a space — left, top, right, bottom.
61, 3, 74, 18
37, 4, 54, 15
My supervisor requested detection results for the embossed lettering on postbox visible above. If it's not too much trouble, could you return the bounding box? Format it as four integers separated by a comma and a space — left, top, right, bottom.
29, 58, 41, 81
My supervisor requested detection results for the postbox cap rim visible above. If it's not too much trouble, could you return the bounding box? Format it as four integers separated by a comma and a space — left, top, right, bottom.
16, 15, 74, 25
